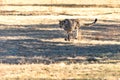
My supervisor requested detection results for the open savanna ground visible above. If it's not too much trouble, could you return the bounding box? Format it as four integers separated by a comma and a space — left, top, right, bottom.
0, 15, 120, 79
1, 0, 120, 5
0, 1, 120, 79
0, 15, 120, 64
1, 63, 120, 80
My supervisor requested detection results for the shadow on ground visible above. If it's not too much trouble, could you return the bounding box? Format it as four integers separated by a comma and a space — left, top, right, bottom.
0, 19, 120, 64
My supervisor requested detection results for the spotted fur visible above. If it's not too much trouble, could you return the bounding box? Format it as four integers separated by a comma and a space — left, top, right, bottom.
59, 18, 97, 41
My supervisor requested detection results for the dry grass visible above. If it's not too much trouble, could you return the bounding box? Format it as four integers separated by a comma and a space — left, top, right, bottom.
2, 0, 120, 4
0, 1, 120, 80
0, 12, 120, 63
0, 6, 120, 16
0, 16, 120, 79
0, 63, 120, 80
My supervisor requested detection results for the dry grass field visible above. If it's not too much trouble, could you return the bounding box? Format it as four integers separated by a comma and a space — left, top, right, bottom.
0, 0, 120, 80
1, 63, 120, 80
